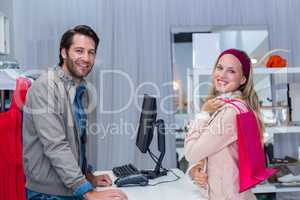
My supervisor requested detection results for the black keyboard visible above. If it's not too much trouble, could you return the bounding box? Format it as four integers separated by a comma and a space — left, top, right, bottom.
112, 163, 140, 177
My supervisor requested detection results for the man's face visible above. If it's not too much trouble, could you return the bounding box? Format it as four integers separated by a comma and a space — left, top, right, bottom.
61, 34, 96, 82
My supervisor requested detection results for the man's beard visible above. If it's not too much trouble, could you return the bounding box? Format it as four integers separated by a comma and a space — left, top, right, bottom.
65, 55, 93, 79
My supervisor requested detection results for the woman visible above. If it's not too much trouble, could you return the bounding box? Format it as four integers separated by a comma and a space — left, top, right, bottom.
184, 49, 263, 200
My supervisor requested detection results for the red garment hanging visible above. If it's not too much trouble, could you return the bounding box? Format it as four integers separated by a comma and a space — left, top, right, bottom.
0, 78, 30, 200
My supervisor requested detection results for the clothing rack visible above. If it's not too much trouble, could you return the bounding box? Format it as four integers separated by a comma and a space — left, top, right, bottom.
0, 68, 18, 112
0, 90, 4, 112
0, 69, 20, 90
0, 71, 31, 200
0, 68, 39, 112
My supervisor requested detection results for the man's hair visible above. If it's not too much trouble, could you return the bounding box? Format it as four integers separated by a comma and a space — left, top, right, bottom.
59, 25, 99, 66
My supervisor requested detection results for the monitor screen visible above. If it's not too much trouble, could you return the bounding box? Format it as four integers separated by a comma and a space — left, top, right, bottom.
136, 94, 157, 153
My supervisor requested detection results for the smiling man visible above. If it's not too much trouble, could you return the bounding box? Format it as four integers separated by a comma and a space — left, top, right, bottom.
23, 25, 127, 200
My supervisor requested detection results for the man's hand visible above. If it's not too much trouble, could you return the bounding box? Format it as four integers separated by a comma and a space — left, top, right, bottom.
86, 171, 112, 187
92, 174, 112, 187
189, 162, 208, 188
85, 189, 127, 200
201, 98, 225, 114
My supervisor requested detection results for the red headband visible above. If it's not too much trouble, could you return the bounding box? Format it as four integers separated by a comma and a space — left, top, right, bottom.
218, 49, 251, 80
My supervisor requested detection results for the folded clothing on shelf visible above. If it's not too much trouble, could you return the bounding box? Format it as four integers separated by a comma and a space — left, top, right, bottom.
278, 174, 300, 183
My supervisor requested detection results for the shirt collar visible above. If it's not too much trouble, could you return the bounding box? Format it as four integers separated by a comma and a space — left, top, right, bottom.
53, 66, 87, 103
54, 65, 87, 86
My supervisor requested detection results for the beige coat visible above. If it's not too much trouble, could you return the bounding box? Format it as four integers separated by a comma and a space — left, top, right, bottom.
184, 95, 257, 200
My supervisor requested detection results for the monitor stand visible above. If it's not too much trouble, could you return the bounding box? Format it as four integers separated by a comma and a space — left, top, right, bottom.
141, 119, 168, 179
141, 168, 168, 179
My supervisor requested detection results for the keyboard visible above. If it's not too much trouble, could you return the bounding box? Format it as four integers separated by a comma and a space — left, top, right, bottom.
112, 163, 140, 177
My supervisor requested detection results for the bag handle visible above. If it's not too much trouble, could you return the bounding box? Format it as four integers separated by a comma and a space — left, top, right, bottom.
218, 98, 250, 114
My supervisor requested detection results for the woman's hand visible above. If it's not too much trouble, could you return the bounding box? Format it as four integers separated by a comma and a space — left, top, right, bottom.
201, 98, 225, 114
189, 162, 208, 188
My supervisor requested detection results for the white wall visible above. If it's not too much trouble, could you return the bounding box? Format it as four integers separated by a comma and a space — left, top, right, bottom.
0, 0, 14, 56
240, 30, 268, 55
174, 42, 192, 90
193, 33, 220, 70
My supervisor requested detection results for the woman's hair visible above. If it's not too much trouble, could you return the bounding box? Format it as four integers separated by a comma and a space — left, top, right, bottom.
207, 50, 265, 139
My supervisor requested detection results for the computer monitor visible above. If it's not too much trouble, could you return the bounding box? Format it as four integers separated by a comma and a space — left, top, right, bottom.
136, 94, 157, 153
135, 94, 167, 179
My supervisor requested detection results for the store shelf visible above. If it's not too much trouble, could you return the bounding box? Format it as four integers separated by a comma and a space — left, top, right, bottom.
252, 182, 300, 194
254, 67, 300, 74
190, 66, 300, 76
266, 126, 300, 134
264, 126, 300, 143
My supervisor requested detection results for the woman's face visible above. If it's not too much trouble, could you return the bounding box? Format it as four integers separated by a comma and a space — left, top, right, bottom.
213, 54, 247, 94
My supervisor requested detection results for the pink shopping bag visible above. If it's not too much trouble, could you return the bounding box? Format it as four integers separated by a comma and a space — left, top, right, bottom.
221, 98, 277, 192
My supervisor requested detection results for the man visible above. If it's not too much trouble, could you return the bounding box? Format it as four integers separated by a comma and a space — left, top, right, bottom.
23, 25, 127, 200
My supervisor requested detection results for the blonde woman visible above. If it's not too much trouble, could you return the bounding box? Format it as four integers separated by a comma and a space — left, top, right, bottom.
184, 49, 263, 200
